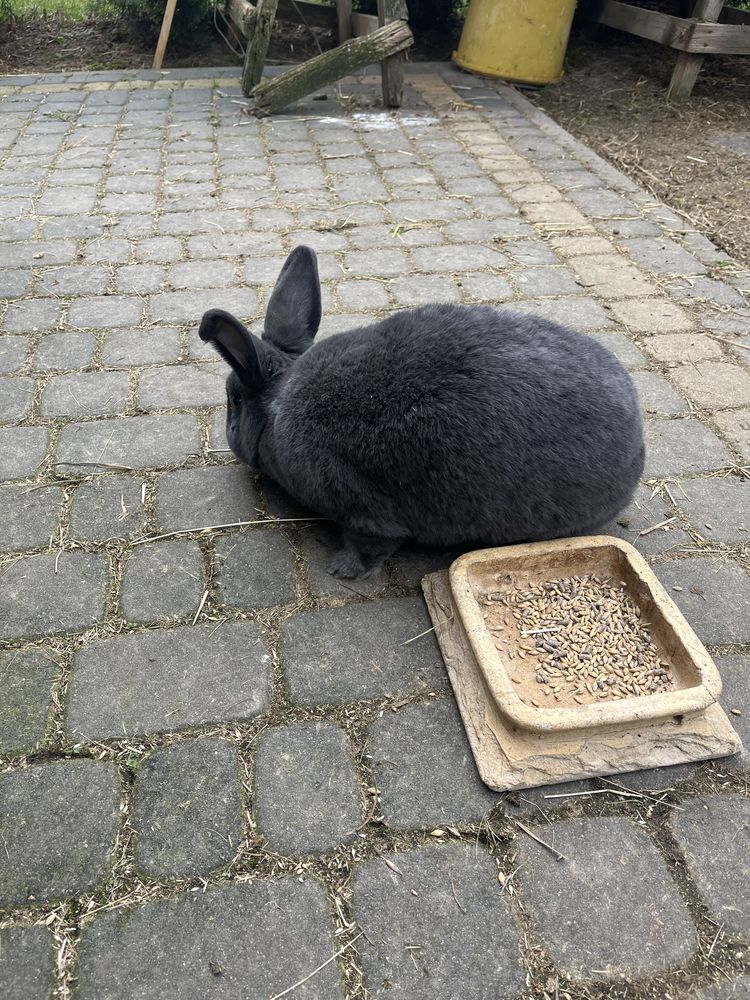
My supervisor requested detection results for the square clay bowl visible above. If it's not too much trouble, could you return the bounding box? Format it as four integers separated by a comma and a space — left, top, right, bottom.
448, 535, 723, 735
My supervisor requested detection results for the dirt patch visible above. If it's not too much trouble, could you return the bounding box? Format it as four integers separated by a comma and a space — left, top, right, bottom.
532, 31, 750, 268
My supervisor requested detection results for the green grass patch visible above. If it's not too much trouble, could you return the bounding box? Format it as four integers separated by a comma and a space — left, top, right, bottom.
3, 0, 94, 18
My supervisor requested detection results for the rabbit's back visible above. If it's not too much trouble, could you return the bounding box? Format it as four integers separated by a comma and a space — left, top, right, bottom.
271, 304, 644, 545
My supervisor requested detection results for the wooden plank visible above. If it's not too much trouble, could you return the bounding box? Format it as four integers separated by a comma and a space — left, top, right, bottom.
351, 10, 380, 36
226, 0, 255, 36
337, 0, 353, 43
276, 0, 337, 31
596, 0, 693, 48
152, 0, 179, 70
252, 18, 413, 115
688, 21, 750, 54
242, 0, 279, 95
668, 0, 724, 101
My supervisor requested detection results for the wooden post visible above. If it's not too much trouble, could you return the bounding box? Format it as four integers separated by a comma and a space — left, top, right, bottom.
378, 0, 408, 109
242, 0, 280, 96
337, 0, 353, 43
152, 0, 178, 70
251, 19, 414, 115
667, 0, 725, 101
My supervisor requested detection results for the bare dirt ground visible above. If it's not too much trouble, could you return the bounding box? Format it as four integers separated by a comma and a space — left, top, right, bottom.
533, 31, 750, 268
1, 16, 748, 267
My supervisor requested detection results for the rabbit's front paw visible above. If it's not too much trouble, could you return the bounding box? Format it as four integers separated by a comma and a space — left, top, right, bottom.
327, 548, 372, 580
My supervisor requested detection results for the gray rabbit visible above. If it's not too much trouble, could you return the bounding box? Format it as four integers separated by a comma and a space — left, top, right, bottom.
199, 246, 644, 579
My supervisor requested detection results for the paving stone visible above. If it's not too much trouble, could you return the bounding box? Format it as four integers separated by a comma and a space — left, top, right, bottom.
344, 248, 410, 277
69, 473, 147, 541
299, 522, 388, 597
0, 334, 29, 373
671, 795, 750, 934
337, 279, 392, 312
461, 271, 515, 302
0, 425, 48, 481
101, 326, 181, 367
0, 925, 56, 1000
254, 720, 361, 856
643, 332, 724, 364
0, 268, 31, 298
40, 370, 129, 417
282, 597, 445, 706
712, 409, 750, 461
114, 263, 166, 295
0, 375, 34, 420
370, 699, 498, 829
631, 371, 688, 414
169, 258, 237, 290
34, 330, 96, 371
68, 621, 271, 740
36, 264, 108, 296
390, 272, 462, 306
0, 551, 108, 641
67, 295, 143, 329
0, 649, 56, 755
653, 557, 750, 645
644, 418, 733, 478
3, 297, 61, 332
569, 254, 655, 298
585, 330, 647, 369
133, 738, 243, 878
0, 482, 60, 552
37, 187, 96, 215
517, 815, 696, 979
623, 236, 706, 275
83, 237, 131, 264
134, 236, 182, 262
351, 843, 523, 1000
672, 362, 750, 410
609, 298, 692, 332
715, 655, 749, 767
513, 296, 611, 330
56, 414, 200, 472
411, 244, 508, 273
75, 879, 343, 1000
150, 287, 259, 324
155, 464, 259, 531
138, 363, 226, 409
122, 539, 204, 622
214, 529, 297, 609
0, 760, 120, 908
675, 475, 749, 544
600, 483, 690, 557
512, 266, 583, 297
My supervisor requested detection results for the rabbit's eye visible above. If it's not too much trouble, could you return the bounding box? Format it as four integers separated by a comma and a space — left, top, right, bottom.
230, 393, 242, 408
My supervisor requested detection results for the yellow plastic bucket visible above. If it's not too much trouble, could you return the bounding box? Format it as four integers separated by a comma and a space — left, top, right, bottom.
453, 0, 577, 86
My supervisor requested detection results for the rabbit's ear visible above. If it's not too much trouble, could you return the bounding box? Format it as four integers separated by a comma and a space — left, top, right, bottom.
263, 245, 322, 356
198, 309, 266, 391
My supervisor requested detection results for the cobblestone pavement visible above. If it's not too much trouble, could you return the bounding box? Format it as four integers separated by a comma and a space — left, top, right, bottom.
0, 63, 749, 1000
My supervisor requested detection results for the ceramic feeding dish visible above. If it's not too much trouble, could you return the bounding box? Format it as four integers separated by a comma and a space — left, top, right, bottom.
422, 536, 742, 792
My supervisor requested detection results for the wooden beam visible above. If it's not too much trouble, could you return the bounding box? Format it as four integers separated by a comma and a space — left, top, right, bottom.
251, 18, 414, 115
337, 0, 353, 43
596, 1, 693, 48
152, 0, 178, 70
277, 0, 337, 31
688, 20, 750, 54
668, 0, 724, 101
242, 0, 279, 95
226, 0, 256, 36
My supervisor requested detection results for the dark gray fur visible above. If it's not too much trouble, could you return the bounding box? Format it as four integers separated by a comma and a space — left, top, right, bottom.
199, 246, 645, 579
